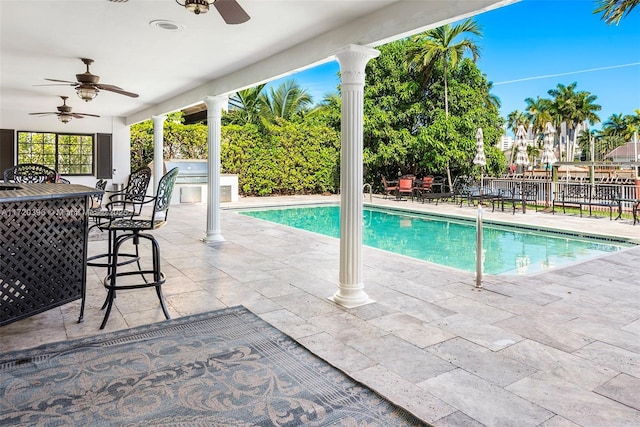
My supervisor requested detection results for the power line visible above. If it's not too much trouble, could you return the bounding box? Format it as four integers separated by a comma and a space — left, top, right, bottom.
494, 62, 640, 85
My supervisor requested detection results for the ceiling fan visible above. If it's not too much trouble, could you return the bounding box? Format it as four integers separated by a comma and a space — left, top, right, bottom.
29, 96, 100, 124
175, 0, 250, 24
39, 58, 139, 102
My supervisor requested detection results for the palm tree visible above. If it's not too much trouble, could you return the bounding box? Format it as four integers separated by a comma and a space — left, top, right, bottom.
408, 18, 482, 117
602, 113, 628, 137
228, 84, 266, 125
548, 82, 601, 161
594, 0, 639, 24
259, 80, 313, 122
524, 97, 552, 144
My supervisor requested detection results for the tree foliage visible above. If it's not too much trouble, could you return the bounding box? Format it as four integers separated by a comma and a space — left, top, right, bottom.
361, 37, 505, 191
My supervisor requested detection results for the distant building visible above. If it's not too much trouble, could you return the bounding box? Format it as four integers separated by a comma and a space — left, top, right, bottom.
498, 135, 514, 151
605, 141, 640, 163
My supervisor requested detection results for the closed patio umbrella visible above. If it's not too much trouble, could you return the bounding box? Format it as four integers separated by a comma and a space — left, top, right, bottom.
473, 127, 487, 196
514, 125, 530, 212
514, 124, 529, 171
541, 122, 557, 208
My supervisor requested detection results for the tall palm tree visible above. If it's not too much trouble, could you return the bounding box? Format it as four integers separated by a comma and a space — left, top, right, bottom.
259, 80, 313, 122
548, 82, 601, 161
594, 0, 639, 24
408, 18, 482, 117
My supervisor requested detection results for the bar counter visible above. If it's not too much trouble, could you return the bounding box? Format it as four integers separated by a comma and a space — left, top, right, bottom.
1, 183, 102, 326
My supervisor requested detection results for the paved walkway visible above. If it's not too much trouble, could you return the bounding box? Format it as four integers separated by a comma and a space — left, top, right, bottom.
2, 195, 639, 426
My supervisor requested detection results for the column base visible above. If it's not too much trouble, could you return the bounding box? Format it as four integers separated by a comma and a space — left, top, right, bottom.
202, 232, 225, 244
328, 288, 374, 308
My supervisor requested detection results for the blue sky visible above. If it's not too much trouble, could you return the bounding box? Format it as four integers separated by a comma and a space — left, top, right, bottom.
267, 0, 639, 133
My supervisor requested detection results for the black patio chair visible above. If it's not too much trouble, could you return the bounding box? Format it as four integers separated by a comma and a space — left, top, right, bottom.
99, 167, 179, 329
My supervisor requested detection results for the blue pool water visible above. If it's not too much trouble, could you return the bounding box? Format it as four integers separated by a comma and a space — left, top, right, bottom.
239, 205, 633, 275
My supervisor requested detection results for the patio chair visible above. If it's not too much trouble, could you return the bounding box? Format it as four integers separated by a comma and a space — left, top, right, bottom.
397, 176, 415, 201
99, 167, 179, 329
3, 163, 58, 183
381, 175, 398, 199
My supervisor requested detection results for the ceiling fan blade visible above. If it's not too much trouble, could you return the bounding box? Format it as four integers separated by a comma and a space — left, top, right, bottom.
213, 0, 250, 25
97, 83, 139, 98
29, 112, 56, 116
73, 112, 101, 118
44, 78, 78, 85
34, 83, 77, 87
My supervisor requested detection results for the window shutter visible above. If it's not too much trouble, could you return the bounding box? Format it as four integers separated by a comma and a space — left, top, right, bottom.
0, 129, 15, 175
96, 133, 112, 179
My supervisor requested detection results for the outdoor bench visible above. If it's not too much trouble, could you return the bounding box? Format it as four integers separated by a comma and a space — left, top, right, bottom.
493, 182, 539, 214
552, 184, 619, 219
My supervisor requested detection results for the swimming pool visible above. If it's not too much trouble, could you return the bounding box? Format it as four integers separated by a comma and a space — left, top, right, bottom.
239, 205, 633, 275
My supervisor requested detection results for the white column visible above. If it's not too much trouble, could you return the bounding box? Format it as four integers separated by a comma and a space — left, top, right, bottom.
152, 115, 166, 191
329, 45, 379, 308
202, 95, 227, 244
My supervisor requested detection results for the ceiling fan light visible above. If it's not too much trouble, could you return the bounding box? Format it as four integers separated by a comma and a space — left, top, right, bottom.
58, 114, 72, 124
179, 0, 210, 15
77, 85, 98, 102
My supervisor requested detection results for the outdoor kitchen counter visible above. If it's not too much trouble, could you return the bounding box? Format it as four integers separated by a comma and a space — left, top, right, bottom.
0, 183, 102, 326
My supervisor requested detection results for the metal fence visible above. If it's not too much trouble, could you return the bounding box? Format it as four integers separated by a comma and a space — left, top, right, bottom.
485, 177, 639, 215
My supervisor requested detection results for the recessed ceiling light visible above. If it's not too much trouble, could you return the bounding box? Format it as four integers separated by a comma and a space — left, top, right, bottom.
149, 20, 185, 32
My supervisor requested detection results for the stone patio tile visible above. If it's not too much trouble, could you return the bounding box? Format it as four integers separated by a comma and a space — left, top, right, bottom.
432, 313, 523, 351
166, 289, 227, 316
346, 301, 398, 321
427, 337, 538, 387
419, 368, 553, 427
378, 292, 456, 323
257, 308, 323, 340
572, 340, 640, 377
352, 364, 456, 424
436, 295, 515, 324
538, 283, 615, 308
561, 315, 640, 353
271, 291, 339, 319
538, 415, 581, 427
351, 334, 454, 383
621, 318, 640, 335
307, 310, 387, 345
368, 313, 455, 348
594, 373, 640, 411
493, 315, 593, 353
387, 279, 458, 303
241, 276, 302, 299
507, 371, 640, 426
432, 410, 485, 427
296, 332, 377, 373
499, 339, 617, 390
480, 281, 560, 305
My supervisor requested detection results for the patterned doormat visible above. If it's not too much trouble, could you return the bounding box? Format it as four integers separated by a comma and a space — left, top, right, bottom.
0, 306, 429, 426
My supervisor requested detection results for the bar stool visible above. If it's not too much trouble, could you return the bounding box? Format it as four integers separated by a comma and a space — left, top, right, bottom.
99, 167, 179, 329
87, 166, 152, 272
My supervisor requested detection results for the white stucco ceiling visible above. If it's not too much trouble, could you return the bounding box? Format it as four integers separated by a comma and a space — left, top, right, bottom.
0, 0, 515, 125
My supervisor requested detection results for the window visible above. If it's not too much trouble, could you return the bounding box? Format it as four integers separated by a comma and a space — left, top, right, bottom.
17, 131, 94, 175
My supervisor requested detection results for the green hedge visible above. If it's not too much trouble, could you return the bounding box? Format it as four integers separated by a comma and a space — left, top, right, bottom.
221, 120, 340, 196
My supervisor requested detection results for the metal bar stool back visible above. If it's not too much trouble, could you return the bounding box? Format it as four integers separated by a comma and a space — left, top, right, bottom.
99, 167, 179, 329
3, 163, 58, 183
